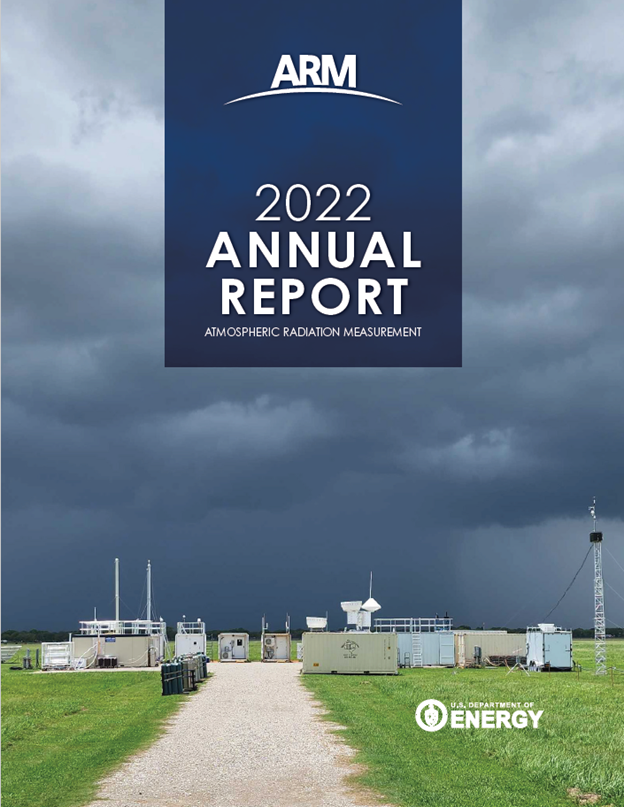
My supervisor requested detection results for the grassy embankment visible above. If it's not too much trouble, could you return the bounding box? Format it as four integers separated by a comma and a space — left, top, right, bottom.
1, 646, 196, 807
303, 638, 624, 807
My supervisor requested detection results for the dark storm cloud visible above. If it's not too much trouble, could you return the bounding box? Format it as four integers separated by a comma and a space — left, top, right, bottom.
2, 0, 624, 632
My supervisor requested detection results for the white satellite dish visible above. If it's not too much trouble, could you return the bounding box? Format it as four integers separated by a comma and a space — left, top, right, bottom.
340, 601, 362, 612
362, 597, 381, 612
306, 617, 327, 630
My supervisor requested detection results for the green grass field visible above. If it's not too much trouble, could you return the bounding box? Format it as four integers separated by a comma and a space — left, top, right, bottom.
303, 639, 624, 807
1, 640, 292, 807
3, 639, 622, 807
1, 646, 194, 807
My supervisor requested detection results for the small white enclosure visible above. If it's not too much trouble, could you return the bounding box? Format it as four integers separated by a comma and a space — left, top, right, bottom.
42, 642, 74, 670
262, 633, 291, 662
219, 633, 249, 661
175, 621, 206, 657
526, 624, 572, 671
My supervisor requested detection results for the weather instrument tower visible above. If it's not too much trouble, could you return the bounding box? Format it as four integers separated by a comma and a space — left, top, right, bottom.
589, 497, 606, 676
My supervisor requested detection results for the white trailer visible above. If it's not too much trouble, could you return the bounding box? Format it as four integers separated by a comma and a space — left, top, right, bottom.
526, 624, 572, 671
175, 621, 207, 657
218, 633, 249, 662
74, 620, 166, 668
262, 633, 291, 662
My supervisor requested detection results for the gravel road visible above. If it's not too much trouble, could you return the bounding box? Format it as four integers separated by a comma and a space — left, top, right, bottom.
88, 661, 390, 807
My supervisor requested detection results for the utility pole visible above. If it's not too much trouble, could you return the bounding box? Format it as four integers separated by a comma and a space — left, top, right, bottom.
589, 498, 606, 676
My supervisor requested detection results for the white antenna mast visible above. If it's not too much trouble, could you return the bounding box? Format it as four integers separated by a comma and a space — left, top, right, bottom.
146, 560, 152, 623
589, 497, 606, 676
114, 558, 120, 622
369, 571, 373, 600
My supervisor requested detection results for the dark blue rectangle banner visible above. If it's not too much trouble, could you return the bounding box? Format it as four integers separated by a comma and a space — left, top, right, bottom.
165, 1, 461, 367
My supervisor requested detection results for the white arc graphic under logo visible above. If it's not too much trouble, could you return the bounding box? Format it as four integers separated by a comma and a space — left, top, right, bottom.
225, 88, 401, 105
415, 699, 448, 732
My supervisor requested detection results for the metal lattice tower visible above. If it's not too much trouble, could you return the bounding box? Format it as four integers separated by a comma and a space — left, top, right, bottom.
589, 498, 606, 676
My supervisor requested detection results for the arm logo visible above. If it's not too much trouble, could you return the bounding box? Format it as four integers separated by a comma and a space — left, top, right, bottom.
225, 55, 401, 105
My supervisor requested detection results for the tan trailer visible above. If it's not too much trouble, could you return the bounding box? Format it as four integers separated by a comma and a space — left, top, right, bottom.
72, 634, 163, 668
454, 631, 525, 666
302, 632, 397, 675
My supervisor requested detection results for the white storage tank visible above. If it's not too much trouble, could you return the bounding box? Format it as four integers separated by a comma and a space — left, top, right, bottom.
526, 624, 572, 671
262, 633, 291, 662
218, 633, 249, 662
302, 632, 397, 675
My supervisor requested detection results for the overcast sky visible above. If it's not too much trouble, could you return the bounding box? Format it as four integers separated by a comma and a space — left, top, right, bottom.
2, 0, 624, 633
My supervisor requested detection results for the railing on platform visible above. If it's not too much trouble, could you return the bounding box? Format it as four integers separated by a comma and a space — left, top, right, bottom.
78, 619, 167, 636
176, 621, 206, 634
373, 617, 453, 633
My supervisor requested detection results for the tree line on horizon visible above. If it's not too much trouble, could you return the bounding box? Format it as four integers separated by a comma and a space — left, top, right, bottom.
3, 626, 623, 644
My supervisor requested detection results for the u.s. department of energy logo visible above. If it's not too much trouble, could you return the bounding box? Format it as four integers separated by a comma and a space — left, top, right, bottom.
415, 699, 448, 732
415, 700, 544, 731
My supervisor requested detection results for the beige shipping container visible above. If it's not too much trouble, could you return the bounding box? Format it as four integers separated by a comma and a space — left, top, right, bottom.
454, 631, 525, 666
302, 632, 397, 675
72, 635, 162, 668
